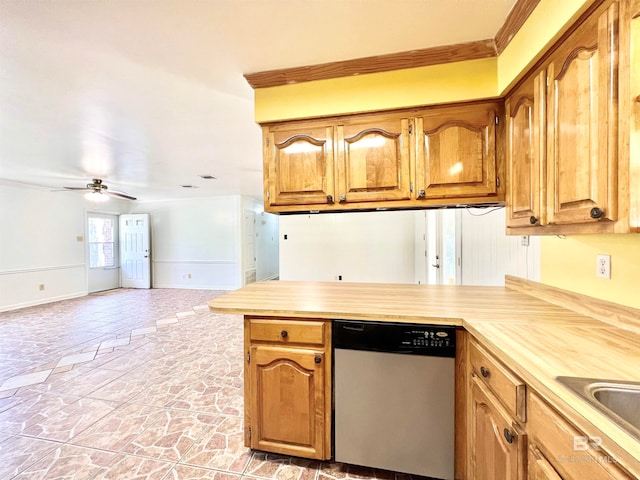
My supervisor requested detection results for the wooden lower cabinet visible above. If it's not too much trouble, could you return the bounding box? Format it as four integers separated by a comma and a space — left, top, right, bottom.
244, 317, 331, 460
527, 392, 633, 480
469, 373, 527, 480
528, 445, 562, 480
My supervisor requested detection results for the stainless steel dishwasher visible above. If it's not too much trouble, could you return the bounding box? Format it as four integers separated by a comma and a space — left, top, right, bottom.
333, 320, 456, 480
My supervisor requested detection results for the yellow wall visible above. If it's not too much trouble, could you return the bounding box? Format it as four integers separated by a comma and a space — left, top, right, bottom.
254, 0, 591, 122
255, 58, 498, 123
541, 235, 640, 309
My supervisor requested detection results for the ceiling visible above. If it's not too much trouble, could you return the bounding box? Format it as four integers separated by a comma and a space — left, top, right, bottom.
0, 0, 517, 203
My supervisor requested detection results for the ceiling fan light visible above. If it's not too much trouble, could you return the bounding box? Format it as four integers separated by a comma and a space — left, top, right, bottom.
84, 190, 109, 202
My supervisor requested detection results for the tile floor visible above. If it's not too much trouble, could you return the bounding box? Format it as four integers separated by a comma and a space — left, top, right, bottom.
0, 289, 422, 480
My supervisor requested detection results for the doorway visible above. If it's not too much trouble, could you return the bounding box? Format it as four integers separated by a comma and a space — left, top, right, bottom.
87, 213, 120, 293
425, 210, 462, 285
243, 209, 257, 285
120, 214, 151, 289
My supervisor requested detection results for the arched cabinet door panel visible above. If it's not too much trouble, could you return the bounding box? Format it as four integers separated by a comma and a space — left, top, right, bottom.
506, 69, 547, 230
336, 116, 412, 204
264, 125, 335, 207
415, 102, 500, 200
546, 2, 619, 226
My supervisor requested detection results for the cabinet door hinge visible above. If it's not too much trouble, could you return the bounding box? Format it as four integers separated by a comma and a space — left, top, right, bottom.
247, 350, 251, 364
248, 426, 252, 441
408, 124, 413, 135
496, 177, 501, 188
495, 116, 499, 125
266, 191, 270, 200
410, 182, 414, 193
266, 138, 270, 148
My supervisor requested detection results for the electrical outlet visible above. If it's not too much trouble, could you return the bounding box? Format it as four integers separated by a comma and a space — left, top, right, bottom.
521, 236, 530, 246
596, 254, 611, 279
39, 284, 45, 291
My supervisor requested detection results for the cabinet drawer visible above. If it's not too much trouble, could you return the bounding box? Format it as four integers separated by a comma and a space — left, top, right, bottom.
469, 340, 526, 422
529, 393, 632, 480
249, 319, 325, 345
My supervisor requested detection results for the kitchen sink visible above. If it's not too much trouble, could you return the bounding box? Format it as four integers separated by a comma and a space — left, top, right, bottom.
555, 376, 640, 440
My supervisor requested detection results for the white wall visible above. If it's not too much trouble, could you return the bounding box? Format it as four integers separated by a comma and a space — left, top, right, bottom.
256, 212, 279, 281
280, 208, 539, 286
241, 197, 279, 283
460, 207, 540, 285
279, 211, 416, 283
0, 181, 129, 312
129, 196, 244, 290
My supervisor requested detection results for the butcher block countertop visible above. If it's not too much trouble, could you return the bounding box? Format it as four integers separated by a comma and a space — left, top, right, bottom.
208, 277, 640, 476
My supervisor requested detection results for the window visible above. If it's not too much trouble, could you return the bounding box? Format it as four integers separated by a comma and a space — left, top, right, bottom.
88, 217, 116, 268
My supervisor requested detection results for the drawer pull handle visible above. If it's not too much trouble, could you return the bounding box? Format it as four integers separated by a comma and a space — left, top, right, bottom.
480, 366, 490, 378
280, 330, 288, 338
503, 428, 515, 444
314, 356, 322, 364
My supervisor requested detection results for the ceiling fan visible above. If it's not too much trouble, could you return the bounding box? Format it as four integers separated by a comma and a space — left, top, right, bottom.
63, 178, 137, 200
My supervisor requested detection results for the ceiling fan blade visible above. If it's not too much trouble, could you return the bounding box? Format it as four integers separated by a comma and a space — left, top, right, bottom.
63, 186, 91, 191
107, 190, 137, 200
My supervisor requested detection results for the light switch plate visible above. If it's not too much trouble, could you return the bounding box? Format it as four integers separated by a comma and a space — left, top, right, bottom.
596, 254, 611, 279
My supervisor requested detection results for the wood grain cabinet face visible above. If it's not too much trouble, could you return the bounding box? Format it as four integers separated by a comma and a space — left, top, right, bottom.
415, 103, 499, 200
528, 392, 633, 480
469, 374, 527, 480
336, 117, 412, 204
528, 445, 563, 480
506, 70, 546, 229
264, 125, 335, 207
546, 2, 619, 226
249, 345, 326, 459
244, 317, 331, 460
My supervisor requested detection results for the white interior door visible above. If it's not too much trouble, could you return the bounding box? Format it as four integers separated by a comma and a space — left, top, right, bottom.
243, 209, 256, 285
120, 213, 151, 288
87, 212, 120, 293
425, 210, 461, 285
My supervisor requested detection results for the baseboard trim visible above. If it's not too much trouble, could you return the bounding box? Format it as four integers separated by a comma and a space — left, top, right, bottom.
0, 291, 88, 313
151, 283, 237, 291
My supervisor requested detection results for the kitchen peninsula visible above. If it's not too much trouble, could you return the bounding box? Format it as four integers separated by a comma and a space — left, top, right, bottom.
209, 277, 640, 480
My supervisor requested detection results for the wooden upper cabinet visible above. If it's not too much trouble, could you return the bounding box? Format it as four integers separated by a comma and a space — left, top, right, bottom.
264, 125, 335, 207
249, 344, 327, 459
336, 116, 412, 203
415, 102, 499, 200
506, 70, 546, 229
546, 2, 619, 226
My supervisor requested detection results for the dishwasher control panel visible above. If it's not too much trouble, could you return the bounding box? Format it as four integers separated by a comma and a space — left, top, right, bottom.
333, 320, 456, 358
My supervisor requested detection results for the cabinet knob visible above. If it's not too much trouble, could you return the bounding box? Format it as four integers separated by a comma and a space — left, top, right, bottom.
327, 195, 334, 204
590, 207, 604, 219
417, 189, 426, 199
529, 216, 538, 225
503, 428, 515, 444
280, 330, 288, 338
314, 356, 322, 364
339, 194, 346, 203
480, 366, 490, 378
